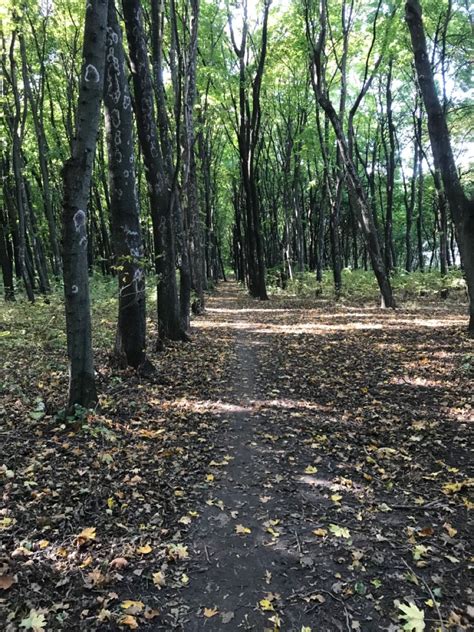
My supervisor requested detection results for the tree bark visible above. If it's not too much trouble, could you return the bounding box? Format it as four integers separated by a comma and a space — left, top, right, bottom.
406, 0, 474, 329
123, 0, 185, 342
104, 0, 150, 371
62, 0, 108, 409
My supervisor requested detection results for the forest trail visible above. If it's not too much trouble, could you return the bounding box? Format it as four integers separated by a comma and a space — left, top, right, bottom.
150, 282, 472, 631
2, 282, 472, 631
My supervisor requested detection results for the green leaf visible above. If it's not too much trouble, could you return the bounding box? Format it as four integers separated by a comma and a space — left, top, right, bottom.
328, 523, 351, 538
398, 601, 425, 632
20, 610, 47, 632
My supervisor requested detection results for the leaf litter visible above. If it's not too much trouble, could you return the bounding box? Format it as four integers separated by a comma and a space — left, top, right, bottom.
0, 282, 472, 629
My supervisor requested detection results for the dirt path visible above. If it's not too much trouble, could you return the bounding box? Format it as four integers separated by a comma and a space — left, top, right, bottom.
151, 282, 472, 631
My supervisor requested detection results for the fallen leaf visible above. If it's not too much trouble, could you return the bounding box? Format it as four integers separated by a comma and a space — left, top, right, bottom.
328, 524, 351, 538
118, 614, 139, 629
136, 544, 152, 555
398, 601, 425, 631
20, 610, 47, 631
76, 527, 96, 546
259, 598, 274, 611
235, 524, 251, 535
0, 575, 14, 590
110, 557, 129, 569
121, 600, 144, 615
313, 528, 328, 537
304, 465, 318, 474
152, 571, 166, 588
203, 607, 218, 618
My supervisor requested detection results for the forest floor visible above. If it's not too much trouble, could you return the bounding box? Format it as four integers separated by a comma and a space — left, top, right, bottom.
1, 281, 473, 631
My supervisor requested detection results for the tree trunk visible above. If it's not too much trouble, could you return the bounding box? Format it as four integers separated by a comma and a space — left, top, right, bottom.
406, 0, 474, 329
104, 0, 150, 371
123, 0, 185, 342
62, 0, 108, 409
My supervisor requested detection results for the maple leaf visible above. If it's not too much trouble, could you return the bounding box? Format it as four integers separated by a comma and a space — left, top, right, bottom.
203, 607, 218, 618
398, 601, 425, 631
20, 610, 47, 632
76, 527, 96, 546
166, 543, 189, 560
304, 465, 318, 474
136, 544, 152, 554
328, 524, 351, 538
235, 524, 251, 535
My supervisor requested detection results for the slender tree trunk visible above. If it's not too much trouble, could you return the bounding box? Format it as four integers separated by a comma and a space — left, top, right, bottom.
104, 0, 150, 371
123, 0, 185, 342
61, 0, 108, 409
19, 33, 62, 278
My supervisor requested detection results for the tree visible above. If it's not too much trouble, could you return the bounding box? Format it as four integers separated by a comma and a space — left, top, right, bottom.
304, 0, 395, 308
122, 0, 186, 343
61, 0, 108, 409
406, 0, 474, 330
104, 0, 150, 370
228, 0, 271, 300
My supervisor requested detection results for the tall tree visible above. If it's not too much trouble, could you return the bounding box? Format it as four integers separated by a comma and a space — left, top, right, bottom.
304, 0, 395, 308
406, 0, 474, 329
104, 0, 150, 370
61, 0, 108, 409
228, 0, 271, 300
123, 0, 186, 343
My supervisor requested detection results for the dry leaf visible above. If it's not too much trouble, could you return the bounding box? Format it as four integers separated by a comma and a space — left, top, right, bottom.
0, 575, 14, 590
110, 557, 129, 569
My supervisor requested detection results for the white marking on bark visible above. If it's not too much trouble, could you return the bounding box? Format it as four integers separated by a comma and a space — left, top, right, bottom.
71, 285, 79, 294
84, 64, 100, 83
73, 210, 86, 231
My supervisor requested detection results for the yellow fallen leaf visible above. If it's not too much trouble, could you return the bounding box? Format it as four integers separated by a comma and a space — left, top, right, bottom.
118, 614, 139, 629
136, 544, 152, 555
121, 601, 144, 614
76, 527, 96, 545
203, 607, 218, 618
206, 474, 214, 482
266, 527, 280, 538
80, 555, 93, 568
181, 573, 189, 585
166, 543, 189, 560
313, 528, 328, 537
304, 465, 318, 474
152, 571, 166, 588
331, 494, 343, 503
443, 522, 457, 537
178, 515, 191, 525
38, 539, 49, 549
235, 524, 251, 535
259, 598, 274, 611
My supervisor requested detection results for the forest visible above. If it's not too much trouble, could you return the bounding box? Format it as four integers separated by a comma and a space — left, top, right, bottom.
0, 0, 473, 630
